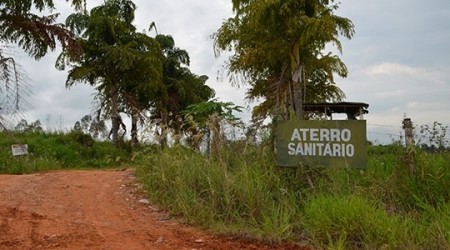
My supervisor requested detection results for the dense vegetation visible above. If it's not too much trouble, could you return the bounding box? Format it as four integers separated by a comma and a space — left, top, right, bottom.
0, 0, 215, 147
0, 131, 133, 174
1, 128, 450, 249
135, 142, 450, 249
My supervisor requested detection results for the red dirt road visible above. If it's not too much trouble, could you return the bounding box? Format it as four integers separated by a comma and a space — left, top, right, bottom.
0, 169, 307, 250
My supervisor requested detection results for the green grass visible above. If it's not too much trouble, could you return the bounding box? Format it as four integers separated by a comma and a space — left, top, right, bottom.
3, 130, 450, 248
0, 131, 134, 174
135, 143, 450, 249
135, 144, 303, 242
302, 195, 413, 249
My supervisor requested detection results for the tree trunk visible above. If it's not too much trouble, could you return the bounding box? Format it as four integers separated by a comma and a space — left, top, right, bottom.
131, 108, 139, 146
110, 85, 120, 147
159, 111, 168, 147
210, 113, 221, 160
292, 64, 304, 119
291, 45, 305, 119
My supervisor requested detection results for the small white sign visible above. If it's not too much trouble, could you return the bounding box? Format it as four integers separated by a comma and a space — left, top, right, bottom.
11, 144, 28, 156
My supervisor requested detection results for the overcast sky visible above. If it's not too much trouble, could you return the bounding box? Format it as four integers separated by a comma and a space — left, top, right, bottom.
7, 0, 450, 144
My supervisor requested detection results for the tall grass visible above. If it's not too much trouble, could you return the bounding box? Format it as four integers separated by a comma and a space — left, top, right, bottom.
135, 143, 450, 248
136, 144, 302, 242
302, 195, 414, 249
4, 129, 449, 247
7, 129, 447, 248
0, 131, 134, 174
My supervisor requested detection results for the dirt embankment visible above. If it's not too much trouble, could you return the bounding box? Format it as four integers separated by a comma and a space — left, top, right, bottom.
0, 169, 307, 250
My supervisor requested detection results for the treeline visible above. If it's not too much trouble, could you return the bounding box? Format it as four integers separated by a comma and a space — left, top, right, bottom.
1, 0, 358, 150
0, 0, 220, 148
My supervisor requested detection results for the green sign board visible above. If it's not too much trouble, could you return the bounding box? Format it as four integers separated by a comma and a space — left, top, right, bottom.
275, 120, 367, 168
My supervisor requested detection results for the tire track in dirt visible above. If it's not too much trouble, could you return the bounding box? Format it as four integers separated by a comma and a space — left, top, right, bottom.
0, 170, 307, 250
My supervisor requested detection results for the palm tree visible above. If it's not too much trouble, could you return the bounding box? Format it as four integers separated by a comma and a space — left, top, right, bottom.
0, 0, 84, 59
152, 34, 215, 145
59, 0, 163, 147
214, 0, 354, 120
0, 0, 85, 124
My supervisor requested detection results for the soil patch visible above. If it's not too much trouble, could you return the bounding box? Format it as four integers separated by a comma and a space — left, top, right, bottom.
0, 169, 308, 249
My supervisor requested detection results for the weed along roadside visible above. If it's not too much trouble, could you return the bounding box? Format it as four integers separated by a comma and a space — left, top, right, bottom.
0, 169, 308, 249
2, 122, 450, 249
270, 105, 449, 248
0, 131, 306, 249
135, 141, 450, 249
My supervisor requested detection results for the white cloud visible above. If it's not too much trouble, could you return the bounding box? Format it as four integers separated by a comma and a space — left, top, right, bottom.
368, 63, 417, 77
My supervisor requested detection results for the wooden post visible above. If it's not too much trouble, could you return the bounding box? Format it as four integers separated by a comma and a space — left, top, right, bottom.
402, 118, 414, 147
402, 118, 415, 175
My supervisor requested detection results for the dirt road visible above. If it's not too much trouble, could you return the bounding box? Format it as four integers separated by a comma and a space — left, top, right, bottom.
0, 169, 306, 250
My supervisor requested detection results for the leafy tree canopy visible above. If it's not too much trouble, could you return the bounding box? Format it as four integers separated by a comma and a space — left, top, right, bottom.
0, 0, 85, 125
0, 0, 85, 59
214, 0, 354, 120
59, 0, 163, 147
152, 34, 215, 131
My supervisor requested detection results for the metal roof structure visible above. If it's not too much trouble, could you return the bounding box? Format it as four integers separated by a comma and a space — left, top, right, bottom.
304, 102, 369, 120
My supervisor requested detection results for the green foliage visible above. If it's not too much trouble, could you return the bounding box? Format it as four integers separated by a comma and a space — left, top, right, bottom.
72, 114, 108, 139
0, 0, 84, 59
60, 0, 164, 147
416, 121, 449, 150
182, 99, 243, 127
60, 1, 216, 147
214, 0, 354, 120
0, 0, 84, 124
0, 131, 133, 174
362, 146, 450, 211
419, 203, 450, 248
15, 119, 43, 132
181, 100, 243, 155
149, 34, 215, 146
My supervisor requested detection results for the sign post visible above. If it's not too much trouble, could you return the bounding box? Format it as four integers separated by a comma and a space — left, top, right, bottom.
275, 120, 367, 168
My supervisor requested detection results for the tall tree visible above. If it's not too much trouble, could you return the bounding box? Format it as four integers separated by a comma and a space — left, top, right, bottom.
152, 34, 215, 145
58, 0, 163, 147
214, 0, 354, 120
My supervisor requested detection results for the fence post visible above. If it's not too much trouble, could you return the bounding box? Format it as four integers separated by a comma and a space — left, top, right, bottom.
402, 118, 414, 147
402, 118, 415, 175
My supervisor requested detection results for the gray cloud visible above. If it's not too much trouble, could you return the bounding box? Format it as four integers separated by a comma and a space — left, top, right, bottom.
336, 0, 450, 143
4, 0, 449, 144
